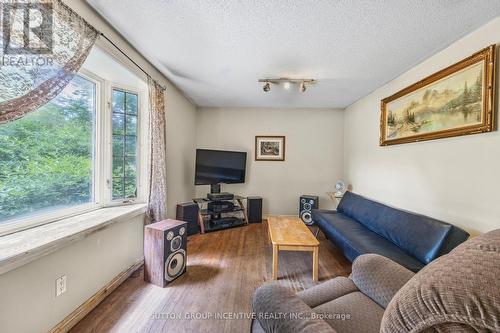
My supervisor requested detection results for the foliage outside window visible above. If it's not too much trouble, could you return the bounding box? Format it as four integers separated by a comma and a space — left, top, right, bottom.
0, 75, 95, 222
112, 89, 138, 200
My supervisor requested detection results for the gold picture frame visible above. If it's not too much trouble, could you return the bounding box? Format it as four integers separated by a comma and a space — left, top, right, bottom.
380, 45, 496, 146
255, 136, 286, 161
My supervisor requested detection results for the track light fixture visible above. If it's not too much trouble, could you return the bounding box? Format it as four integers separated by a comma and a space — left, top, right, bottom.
299, 81, 306, 92
258, 78, 315, 93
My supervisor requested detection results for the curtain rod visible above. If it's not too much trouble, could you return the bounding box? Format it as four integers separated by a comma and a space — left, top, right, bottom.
99, 32, 166, 91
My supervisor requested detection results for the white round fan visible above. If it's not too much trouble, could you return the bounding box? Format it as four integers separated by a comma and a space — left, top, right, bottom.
334, 181, 346, 197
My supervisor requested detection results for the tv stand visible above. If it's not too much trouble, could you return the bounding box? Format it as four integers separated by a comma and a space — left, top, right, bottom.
193, 195, 248, 233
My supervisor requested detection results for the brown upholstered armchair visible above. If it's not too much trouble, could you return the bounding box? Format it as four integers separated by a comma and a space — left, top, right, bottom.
252, 229, 500, 333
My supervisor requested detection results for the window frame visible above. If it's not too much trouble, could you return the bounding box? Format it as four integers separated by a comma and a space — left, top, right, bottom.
106, 82, 146, 205
0, 71, 102, 235
0, 69, 148, 236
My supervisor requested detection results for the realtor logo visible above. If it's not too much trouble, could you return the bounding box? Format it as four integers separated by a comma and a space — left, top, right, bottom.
2, 1, 53, 55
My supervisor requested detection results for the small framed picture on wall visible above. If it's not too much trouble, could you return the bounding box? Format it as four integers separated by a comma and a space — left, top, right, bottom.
255, 136, 285, 161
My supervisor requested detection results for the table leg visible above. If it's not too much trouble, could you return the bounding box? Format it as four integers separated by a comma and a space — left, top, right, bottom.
272, 244, 278, 280
312, 246, 319, 282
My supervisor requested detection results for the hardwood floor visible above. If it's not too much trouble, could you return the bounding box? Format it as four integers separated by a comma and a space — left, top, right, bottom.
70, 220, 351, 333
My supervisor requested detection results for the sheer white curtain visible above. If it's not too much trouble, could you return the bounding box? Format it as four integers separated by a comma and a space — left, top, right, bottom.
0, 0, 98, 124
147, 76, 168, 222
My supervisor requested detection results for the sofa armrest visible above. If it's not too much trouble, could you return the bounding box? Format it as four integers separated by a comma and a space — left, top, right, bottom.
350, 254, 414, 308
253, 284, 336, 333
296, 276, 358, 308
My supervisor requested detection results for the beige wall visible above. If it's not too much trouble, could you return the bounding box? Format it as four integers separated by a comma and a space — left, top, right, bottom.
344, 17, 500, 235
165, 88, 198, 216
195, 108, 344, 214
0, 215, 144, 333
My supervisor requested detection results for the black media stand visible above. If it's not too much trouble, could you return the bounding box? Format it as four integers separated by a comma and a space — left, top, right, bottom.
193, 195, 248, 233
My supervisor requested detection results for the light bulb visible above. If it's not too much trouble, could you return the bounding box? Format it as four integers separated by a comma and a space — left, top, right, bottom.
283, 81, 291, 90
300, 81, 306, 92
263, 82, 271, 92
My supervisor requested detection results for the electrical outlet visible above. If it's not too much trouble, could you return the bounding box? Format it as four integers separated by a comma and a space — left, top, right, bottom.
56, 275, 67, 297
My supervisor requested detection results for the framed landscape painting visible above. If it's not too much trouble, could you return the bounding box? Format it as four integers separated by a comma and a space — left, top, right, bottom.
380, 45, 496, 146
255, 136, 285, 161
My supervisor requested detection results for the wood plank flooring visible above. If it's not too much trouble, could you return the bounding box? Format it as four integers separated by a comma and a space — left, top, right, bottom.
70, 220, 351, 333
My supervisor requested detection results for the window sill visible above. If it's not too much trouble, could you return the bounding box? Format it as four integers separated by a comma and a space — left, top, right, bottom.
0, 204, 147, 276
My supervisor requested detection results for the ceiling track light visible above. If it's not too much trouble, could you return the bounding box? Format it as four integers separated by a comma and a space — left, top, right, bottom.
258, 78, 315, 93
299, 81, 306, 92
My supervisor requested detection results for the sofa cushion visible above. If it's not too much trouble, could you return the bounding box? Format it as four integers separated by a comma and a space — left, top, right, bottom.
350, 254, 414, 308
313, 210, 425, 272
337, 192, 451, 264
381, 229, 500, 333
297, 276, 358, 308
436, 225, 470, 257
313, 291, 384, 333
251, 319, 267, 333
252, 284, 336, 333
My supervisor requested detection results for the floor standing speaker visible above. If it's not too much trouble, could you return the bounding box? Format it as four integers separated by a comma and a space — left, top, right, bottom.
176, 202, 200, 235
144, 219, 187, 287
247, 196, 263, 223
299, 195, 319, 226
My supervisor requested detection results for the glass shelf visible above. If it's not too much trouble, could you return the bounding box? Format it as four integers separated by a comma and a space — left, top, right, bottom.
199, 207, 244, 216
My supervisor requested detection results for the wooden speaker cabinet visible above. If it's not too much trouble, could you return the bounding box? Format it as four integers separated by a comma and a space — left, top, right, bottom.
144, 219, 187, 287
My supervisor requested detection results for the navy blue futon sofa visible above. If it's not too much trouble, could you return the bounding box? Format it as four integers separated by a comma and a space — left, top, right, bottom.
312, 192, 469, 272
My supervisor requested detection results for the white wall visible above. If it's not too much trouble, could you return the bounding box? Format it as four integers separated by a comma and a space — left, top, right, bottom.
195, 108, 344, 214
0, 215, 144, 333
344, 17, 500, 236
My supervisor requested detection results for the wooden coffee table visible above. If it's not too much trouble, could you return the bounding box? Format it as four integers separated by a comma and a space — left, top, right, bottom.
267, 216, 320, 281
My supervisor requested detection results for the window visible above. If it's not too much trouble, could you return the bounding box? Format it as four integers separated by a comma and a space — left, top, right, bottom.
112, 89, 138, 200
0, 47, 146, 234
0, 75, 96, 222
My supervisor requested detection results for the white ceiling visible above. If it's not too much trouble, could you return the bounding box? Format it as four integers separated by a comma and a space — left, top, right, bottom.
87, 0, 500, 108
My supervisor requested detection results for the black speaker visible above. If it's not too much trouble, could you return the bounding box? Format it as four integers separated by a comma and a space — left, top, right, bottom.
247, 196, 263, 223
299, 195, 319, 225
176, 202, 200, 236
144, 219, 187, 287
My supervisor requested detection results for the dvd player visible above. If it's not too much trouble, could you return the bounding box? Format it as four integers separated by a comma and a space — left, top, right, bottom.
208, 201, 234, 213
207, 192, 234, 201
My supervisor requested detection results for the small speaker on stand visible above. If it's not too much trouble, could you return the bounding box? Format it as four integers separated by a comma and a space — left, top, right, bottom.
176, 202, 200, 236
299, 195, 319, 226
144, 219, 187, 287
247, 196, 263, 223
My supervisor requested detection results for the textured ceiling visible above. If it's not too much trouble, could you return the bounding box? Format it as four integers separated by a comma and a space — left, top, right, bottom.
87, 0, 500, 108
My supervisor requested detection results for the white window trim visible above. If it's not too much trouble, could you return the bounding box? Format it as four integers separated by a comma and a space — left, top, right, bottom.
106, 82, 147, 204
0, 68, 149, 237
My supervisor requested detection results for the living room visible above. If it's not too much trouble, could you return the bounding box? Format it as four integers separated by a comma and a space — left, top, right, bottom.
0, 1, 499, 333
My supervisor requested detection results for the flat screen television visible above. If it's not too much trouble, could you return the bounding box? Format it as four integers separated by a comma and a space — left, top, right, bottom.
195, 149, 247, 186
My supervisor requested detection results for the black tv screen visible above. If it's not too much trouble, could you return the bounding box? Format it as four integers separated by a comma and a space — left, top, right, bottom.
195, 149, 247, 185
